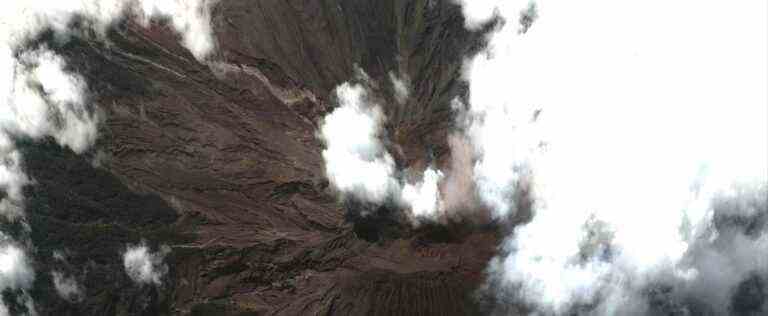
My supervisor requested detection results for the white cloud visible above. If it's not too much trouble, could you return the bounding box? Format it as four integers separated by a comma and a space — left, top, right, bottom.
0, 244, 34, 292
134, 0, 218, 60
465, 101, 543, 218
452, 0, 501, 30
51, 250, 83, 302
6, 48, 98, 153
0, 0, 219, 221
401, 167, 444, 221
388, 71, 410, 105
0, 1, 217, 61
319, 82, 399, 204
0, 141, 29, 220
0, 0, 217, 309
456, 0, 768, 314
319, 76, 446, 222
123, 244, 169, 286
0, 243, 35, 314
51, 271, 82, 302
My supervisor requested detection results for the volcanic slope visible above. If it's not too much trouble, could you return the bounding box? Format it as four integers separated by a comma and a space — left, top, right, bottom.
23, 1, 501, 315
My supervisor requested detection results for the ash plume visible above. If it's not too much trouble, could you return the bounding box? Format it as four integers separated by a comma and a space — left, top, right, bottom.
439, 133, 478, 215
453, 0, 768, 314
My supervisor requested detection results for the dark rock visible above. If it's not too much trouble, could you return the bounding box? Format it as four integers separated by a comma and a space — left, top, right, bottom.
21, 1, 502, 315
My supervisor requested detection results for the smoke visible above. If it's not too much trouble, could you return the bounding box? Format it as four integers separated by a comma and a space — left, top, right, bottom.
440, 134, 477, 213
453, 0, 768, 314
123, 244, 170, 286
319, 73, 444, 223
0, 1, 217, 60
0, 0, 217, 310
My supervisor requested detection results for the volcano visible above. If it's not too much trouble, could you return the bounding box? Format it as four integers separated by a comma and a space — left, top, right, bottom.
9, 1, 504, 315
2, 0, 766, 315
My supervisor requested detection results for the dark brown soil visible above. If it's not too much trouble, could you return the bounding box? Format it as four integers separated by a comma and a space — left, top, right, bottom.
21, 1, 503, 315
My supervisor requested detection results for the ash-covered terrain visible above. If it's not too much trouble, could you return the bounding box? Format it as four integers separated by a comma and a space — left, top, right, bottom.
0, 0, 766, 315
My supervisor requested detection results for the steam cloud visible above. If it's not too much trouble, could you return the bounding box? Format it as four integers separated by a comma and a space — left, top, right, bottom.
319, 73, 444, 223
455, 0, 768, 314
123, 244, 170, 286
0, 0, 217, 310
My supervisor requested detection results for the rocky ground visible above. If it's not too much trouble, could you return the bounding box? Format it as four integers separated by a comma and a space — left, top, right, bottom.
16, 1, 506, 315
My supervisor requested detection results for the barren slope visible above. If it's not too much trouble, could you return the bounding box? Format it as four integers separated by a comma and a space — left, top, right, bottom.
22, 1, 498, 315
